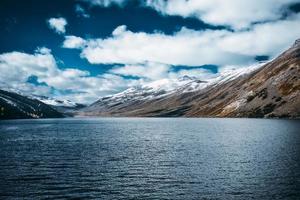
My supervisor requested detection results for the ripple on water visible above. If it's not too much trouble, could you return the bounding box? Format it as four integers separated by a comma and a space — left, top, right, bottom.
0, 118, 299, 199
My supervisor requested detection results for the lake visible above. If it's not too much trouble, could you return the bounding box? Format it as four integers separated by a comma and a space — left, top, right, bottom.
0, 118, 299, 199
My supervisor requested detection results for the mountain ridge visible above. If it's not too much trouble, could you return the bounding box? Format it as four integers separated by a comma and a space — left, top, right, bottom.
1, 40, 299, 119
0, 89, 64, 120
79, 39, 300, 118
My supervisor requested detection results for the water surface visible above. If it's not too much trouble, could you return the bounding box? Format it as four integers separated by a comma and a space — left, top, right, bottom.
0, 118, 299, 199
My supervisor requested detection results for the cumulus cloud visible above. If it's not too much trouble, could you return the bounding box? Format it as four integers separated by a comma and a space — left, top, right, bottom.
0, 47, 139, 103
145, 0, 300, 29
110, 62, 171, 80
63, 36, 87, 49
112, 25, 127, 36
82, 0, 299, 29
216, 14, 300, 56
77, 26, 249, 66
63, 14, 300, 67
0, 48, 57, 85
47, 17, 68, 34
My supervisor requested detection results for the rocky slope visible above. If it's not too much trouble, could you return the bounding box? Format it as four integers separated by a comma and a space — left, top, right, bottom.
80, 39, 300, 118
0, 89, 64, 120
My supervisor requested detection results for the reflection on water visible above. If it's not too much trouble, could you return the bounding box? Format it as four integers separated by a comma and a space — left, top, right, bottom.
0, 118, 299, 199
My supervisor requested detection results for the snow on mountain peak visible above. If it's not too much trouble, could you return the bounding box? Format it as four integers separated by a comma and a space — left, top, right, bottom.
33, 95, 79, 107
94, 63, 265, 105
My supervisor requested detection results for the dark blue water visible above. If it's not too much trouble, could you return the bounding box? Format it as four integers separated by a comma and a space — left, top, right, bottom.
0, 118, 299, 199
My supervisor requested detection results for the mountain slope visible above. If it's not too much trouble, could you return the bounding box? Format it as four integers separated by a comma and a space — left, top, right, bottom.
0, 89, 64, 120
209, 39, 300, 118
80, 39, 300, 118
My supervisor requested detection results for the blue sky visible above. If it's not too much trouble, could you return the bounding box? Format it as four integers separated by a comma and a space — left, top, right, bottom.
0, 0, 300, 103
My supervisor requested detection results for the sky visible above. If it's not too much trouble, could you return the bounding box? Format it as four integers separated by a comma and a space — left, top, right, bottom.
0, 0, 300, 103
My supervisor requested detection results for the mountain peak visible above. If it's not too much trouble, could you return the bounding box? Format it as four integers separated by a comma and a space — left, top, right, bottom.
293, 38, 300, 47
178, 75, 197, 81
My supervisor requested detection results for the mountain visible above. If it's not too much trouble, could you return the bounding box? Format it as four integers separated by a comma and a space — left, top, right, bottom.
33, 95, 86, 116
0, 89, 64, 120
33, 95, 80, 107
80, 39, 300, 118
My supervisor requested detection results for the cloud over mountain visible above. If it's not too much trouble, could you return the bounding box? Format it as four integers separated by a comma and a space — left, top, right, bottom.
1, 0, 300, 103
0, 48, 139, 103
63, 14, 300, 67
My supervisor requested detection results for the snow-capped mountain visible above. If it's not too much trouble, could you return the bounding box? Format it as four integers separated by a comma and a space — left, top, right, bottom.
0, 89, 63, 119
81, 62, 265, 116
32, 95, 82, 107
0, 86, 81, 108
85, 63, 263, 108
30, 95, 86, 116
80, 39, 300, 118
96, 76, 200, 103
0, 88, 84, 119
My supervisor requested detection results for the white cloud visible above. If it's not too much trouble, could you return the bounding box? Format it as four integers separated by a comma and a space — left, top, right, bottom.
0, 47, 139, 103
78, 26, 249, 66
112, 25, 127, 36
75, 4, 90, 18
64, 15, 300, 67
0, 48, 57, 85
110, 62, 170, 80
47, 17, 68, 34
147, 0, 300, 29
216, 14, 300, 56
82, 0, 299, 30
63, 36, 86, 49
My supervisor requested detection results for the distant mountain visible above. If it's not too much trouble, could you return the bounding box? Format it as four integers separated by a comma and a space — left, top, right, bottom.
80, 39, 300, 118
33, 95, 79, 107
0, 89, 64, 120
32, 95, 86, 116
